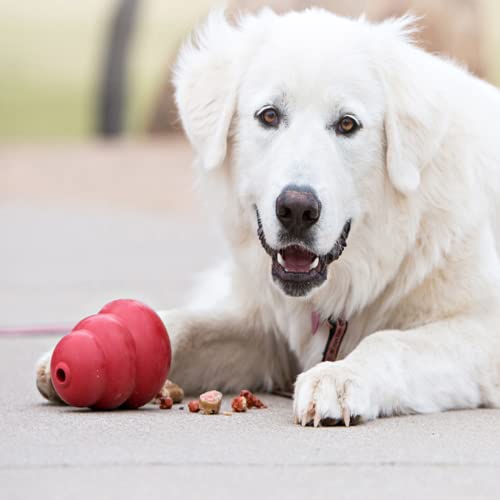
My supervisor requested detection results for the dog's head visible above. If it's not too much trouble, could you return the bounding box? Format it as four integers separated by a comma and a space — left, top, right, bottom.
174, 9, 448, 300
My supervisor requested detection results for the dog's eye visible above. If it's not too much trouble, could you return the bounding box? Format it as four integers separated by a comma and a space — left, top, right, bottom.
256, 106, 280, 128
336, 115, 361, 136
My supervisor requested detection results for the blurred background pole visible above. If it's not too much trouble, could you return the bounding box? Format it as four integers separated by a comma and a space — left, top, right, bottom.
98, 0, 140, 137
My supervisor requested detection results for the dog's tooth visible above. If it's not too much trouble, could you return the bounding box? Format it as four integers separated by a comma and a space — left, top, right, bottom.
309, 257, 320, 270
277, 252, 286, 268
277, 252, 290, 272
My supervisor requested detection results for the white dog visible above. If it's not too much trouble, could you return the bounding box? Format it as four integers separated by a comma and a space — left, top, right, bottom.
37, 8, 500, 426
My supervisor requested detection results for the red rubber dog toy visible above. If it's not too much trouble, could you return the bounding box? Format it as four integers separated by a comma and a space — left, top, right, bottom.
50, 299, 171, 410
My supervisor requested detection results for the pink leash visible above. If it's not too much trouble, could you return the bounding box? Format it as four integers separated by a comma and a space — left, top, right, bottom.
0, 325, 71, 336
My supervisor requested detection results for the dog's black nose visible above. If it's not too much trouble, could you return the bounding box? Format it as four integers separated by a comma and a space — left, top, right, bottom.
276, 187, 321, 234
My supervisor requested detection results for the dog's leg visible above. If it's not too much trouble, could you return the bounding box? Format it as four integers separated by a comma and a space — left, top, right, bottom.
159, 307, 297, 394
36, 306, 296, 403
293, 315, 500, 426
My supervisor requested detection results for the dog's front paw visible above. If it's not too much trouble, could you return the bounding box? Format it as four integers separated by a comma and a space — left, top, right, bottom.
293, 361, 377, 427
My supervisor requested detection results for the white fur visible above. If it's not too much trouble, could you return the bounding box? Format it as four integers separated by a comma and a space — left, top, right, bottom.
37, 9, 500, 425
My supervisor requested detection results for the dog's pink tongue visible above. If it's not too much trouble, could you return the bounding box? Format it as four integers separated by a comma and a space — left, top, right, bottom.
282, 247, 314, 273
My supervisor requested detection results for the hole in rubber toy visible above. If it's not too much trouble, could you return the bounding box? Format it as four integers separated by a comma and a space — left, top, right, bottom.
56, 368, 66, 383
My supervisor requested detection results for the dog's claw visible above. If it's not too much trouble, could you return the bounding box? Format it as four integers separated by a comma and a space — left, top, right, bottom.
313, 413, 321, 427
301, 401, 315, 427
343, 407, 351, 427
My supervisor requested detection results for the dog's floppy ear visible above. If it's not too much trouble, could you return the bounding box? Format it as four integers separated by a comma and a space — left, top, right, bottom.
173, 10, 239, 171
377, 17, 449, 195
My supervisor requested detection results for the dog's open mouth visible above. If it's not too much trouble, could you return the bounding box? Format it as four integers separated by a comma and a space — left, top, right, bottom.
256, 208, 351, 297
277, 246, 320, 273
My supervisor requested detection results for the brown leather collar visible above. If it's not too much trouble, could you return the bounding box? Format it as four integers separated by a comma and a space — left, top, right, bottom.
322, 318, 348, 362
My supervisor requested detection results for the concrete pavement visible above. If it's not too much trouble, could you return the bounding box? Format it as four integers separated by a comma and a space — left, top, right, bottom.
2, 336, 500, 500
1, 140, 500, 499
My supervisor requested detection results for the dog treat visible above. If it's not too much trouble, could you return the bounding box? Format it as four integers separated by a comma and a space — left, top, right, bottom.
159, 396, 173, 409
239, 390, 255, 408
188, 400, 200, 413
239, 389, 267, 409
223, 411, 233, 416
252, 396, 267, 409
231, 396, 247, 412
199, 390, 223, 415
154, 380, 184, 404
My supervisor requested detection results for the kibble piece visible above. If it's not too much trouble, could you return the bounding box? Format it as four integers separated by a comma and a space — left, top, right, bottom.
231, 396, 248, 412
239, 389, 267, 409
154, 380, 184, 404
239, 390, 255, 408
199, 390, 223, 415
159, 396, 173, 409
188, 400, 200, 413
252, 396, 267, 409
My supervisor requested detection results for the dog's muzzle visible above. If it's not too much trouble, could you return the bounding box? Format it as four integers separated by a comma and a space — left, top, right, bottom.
255, 207, 351, 297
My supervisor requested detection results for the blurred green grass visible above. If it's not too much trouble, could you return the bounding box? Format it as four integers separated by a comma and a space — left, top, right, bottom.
0, 0, 214, 141
0, 0, 499, 142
